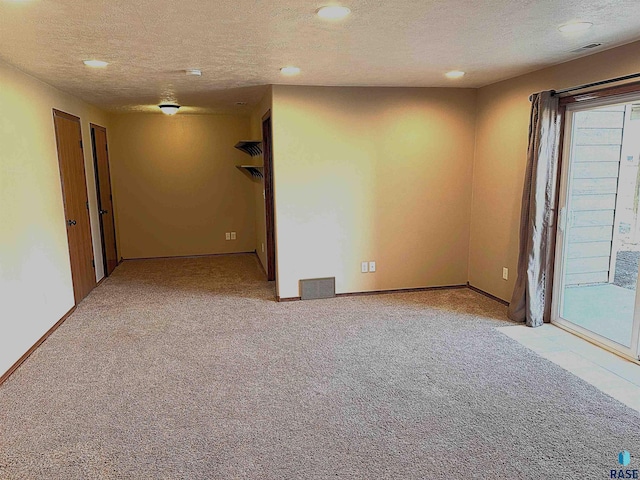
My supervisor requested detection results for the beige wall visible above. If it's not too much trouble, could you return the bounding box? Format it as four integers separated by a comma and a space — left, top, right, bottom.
250, 88, 273, 273
0, 59, 109, 376
272, 85, 478, 299
469, 40, 640, 301
108, 113, 256, 259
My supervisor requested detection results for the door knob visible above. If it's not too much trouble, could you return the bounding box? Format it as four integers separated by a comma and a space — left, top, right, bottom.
67, 219, 77, 226
99, 209, 109, 215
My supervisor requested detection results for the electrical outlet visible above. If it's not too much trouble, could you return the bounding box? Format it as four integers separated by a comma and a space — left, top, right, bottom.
369, 261, 376, 272
361, 262, 369, 273
231, 232, 237, 240
261, 243, 265, 252
502, 267, 509, 280
225, 232, 231, 240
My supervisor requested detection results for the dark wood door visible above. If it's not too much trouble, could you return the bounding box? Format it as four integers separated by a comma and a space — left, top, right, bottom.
91, 124, 118, 276
262, 111, 276, 281
53, 109, 96, 304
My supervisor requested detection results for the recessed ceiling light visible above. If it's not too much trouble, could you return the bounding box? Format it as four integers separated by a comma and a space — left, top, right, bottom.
558, 22, 593, 33
445, 70, 465, 79
316, 5, 351, 20
83, 59, 109, 68
185, 69, 202, 76
159, 104, 180, 115
280, 66, 301, 76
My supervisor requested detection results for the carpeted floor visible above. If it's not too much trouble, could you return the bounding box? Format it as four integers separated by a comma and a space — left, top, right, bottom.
1, 254, 638, 479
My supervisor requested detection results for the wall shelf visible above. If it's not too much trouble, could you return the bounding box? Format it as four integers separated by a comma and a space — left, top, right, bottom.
235, 141, 262, 157
235, 141, 263, 179
236, 165, 264, 179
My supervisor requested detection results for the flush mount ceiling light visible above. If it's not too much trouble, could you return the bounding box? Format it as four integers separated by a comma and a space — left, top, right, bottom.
445, 70, 465, 79
558, 22, 593, 33
159, 104, 180, 115
316, 5, 351, 19
83, 59, 109, 68
280, 66, 301, 76
185, 69, 202, 76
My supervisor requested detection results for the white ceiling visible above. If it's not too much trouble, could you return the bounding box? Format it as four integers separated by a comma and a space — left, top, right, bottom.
1, 0, 640, 113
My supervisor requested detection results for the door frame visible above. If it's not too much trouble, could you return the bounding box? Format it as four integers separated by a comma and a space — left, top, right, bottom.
551, 93, 640, 361
262, 110, 277, 282
90, 123, 118, 276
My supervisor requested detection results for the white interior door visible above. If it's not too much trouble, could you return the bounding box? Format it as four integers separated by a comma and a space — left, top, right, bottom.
552, 94, 640, 361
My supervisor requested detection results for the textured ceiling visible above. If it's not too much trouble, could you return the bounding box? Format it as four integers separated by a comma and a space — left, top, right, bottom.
1, 0, 640, 113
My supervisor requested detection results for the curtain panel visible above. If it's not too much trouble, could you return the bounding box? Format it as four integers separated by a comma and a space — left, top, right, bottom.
508, 91, 561, 327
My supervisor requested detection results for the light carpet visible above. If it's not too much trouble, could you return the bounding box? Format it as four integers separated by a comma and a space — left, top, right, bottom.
1, 254, 638, 479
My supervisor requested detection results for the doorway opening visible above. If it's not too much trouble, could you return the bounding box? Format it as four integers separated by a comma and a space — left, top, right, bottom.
262, 111, 276, 282
90, 124, 118, 277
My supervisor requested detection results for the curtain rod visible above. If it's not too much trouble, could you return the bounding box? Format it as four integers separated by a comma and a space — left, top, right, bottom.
528, 72, 640, 101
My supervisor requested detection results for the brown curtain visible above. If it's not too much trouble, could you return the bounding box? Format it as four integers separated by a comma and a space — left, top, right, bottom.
507, 91, 561, 327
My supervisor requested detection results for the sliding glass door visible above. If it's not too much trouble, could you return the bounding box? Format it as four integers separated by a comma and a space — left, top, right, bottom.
552, 94, 640, 360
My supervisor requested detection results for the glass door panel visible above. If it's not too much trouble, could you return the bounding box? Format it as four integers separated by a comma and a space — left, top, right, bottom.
554, 98, 640, 359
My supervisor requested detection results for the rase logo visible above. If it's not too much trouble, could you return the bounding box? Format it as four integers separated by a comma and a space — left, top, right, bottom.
610, 451, 639, 479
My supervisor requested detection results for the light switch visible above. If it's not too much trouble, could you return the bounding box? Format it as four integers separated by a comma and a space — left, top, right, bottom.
361, 262, 369, 273
225, 233, 231, 240
231, 232, 237, 240
502, 267, 509, 280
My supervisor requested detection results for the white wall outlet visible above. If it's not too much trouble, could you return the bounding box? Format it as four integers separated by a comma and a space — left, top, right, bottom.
369, 261, 376, 272
225, 232, 231, 240
261, 243, 265, 252
502, 267, 509, 280
230, 232, 237, 240
361, 262, 369, 273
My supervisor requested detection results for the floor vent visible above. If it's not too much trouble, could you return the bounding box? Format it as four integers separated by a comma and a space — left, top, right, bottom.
300, 277, 336, 300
